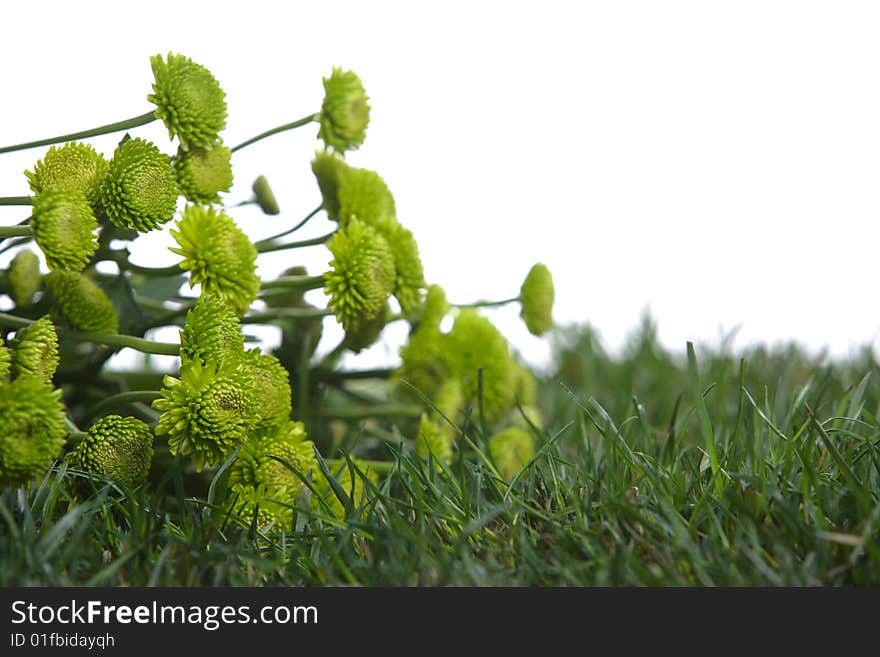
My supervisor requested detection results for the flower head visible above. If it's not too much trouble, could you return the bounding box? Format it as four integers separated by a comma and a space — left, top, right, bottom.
229, 421, 316, 530
251, 175, 279, 215
101, 138, 179, 233
10, 316, 59, 384
240, 349, 292, 430
0, 337, 11, 384
311, 151, 348, 220
415, 379, 464, 464
71, 415, 153, 488
318, 68, 370, 153
44, 270, 119, 334
337, 166, 396, 230
25, 141, 108, 212
0, 375, 66, 488
384, 224, 426, 317
324, 219, 396, 334
31, 188, 98, 272
153, 360, 258, 471
179, 294, 244, 367
170, 205, 259, 316
519, 263, 554, 336
172, 141, 233, 204
343, 301, 390, 353
149, 53, 227, 149
398, 286, 453, 397
8, 250, 41, 308
489, 427, 535, 480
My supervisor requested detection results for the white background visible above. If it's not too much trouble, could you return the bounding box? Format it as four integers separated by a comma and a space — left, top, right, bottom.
1, 1, 879, 370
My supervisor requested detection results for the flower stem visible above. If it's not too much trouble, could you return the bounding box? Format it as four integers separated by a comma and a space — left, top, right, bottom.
256, 230, 336, 254
0, 197, 33, 206
0, 236, 32, 255
326, 458, 393, 475
242, 307, 332, 324
0, 226, 32, 239
254, 204, 323, 247
313, 367, 395, 383
319, 403, 423, 421
230, 113, 319, 153
0, 111, 157, 155
259, 274, 326, 291
89, 390, 163, 418
454, 296, 520, 309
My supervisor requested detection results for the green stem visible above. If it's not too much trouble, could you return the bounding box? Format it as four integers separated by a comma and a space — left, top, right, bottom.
230, 113, 320, 153
256, 230, 336, 254
243, 308, 332, 323
0, 197, 33, 206
319, 404, 423, 421
0, 236, 32, 255
107, 251, 181, 277
326, 458, 393, 475
0, 312, 179, 355
454, 296, 520, 309
0, 226, 32, 239
89, 390, 163, 418
259, 275, 326, 291
254, 205, 323, 247
314, 367, 396, 383
0, 111, 157, 155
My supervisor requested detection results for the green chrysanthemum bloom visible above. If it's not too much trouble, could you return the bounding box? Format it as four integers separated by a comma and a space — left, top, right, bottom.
416, 414, 453, 464
0, 337, 11, 384
149, 53, 227, 150
44, 270, 119, 334
311, 151, 348, 220
398, 287, 453, 397
416, 284, 450, 332
384, 224, 426, 317
153, 360, 257, 471
447, 309, 516, 425
519, 263, 555, 336
337, 166, 396, 230
71, 415, 153, 488
179, 294, 244, 367
489, 427, 535, 481
343, 301, 390, 353
30, 188, 98, 272
8, 250, 41, 308
0, 375, 66, 488
10, 316, 59, 384
229, 421, 316, 530
318, 68, 370, 153
171, 205, 259, 316
101, 138, 179, 233
240, 349, 292, 430
252, 175, 279, 215
324, 219, 396, 334
172, 141, 232, 203
312, 459, 378, 519
25, 141, 108, 212
513, 361, 538, 408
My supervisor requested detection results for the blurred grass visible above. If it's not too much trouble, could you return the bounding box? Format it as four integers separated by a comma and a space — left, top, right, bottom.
2, 317, 879, 586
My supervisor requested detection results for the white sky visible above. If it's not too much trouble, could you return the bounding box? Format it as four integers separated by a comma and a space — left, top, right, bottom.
2, 1, 879, 369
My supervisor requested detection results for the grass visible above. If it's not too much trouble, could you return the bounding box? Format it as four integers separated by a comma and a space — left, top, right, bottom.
2, 317, 879, 586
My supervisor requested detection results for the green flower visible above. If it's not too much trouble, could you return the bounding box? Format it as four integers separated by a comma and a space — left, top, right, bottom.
153, 360, 257, 471
179, 294, 244, 367
312, 458, 378, 519
398, 286, 453, 397
318, 68, 370, 153
25, 141, 108, 212
229, 421, 316, 531
240, 349, 292, 430
343, 301, 390, 353
149, 53, 227, 149
446, 309, 516, 425
101, 138, 179, 233
170, 205, 259, 316
311, 151, 348, 220
415, 379, 464, 464
251, 175, 279, 215
384, 224, 426, 317
30, 188, 98, 272
324, 219, 396, 335
519, 263, 554, 336
489, 427, 535, 480
71, 415, 153, 488
416, 285, 450, 332
0, 375, 66, 488
8, 250, 41, 308
44, 270, 119, 334
337, 166, 396, 230
10, 316, 59, 384
172, 141, 233, 204
0, 337, 11, 384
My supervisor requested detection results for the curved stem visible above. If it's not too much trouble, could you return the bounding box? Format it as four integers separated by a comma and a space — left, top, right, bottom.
0, 226, 32, 239
313, 367, 396, 383
454, 296, 520, 309
230, 113, 319, 153
0, 197, 33, 206
0, 236, 32, 255
319, 404, 423, 421
89, 390, 163, 418
242, 308, 332, 324
259, 275, 326, 291
256, 230, 336, 254
0, 111, 157, 155
254, 204, 324, 247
